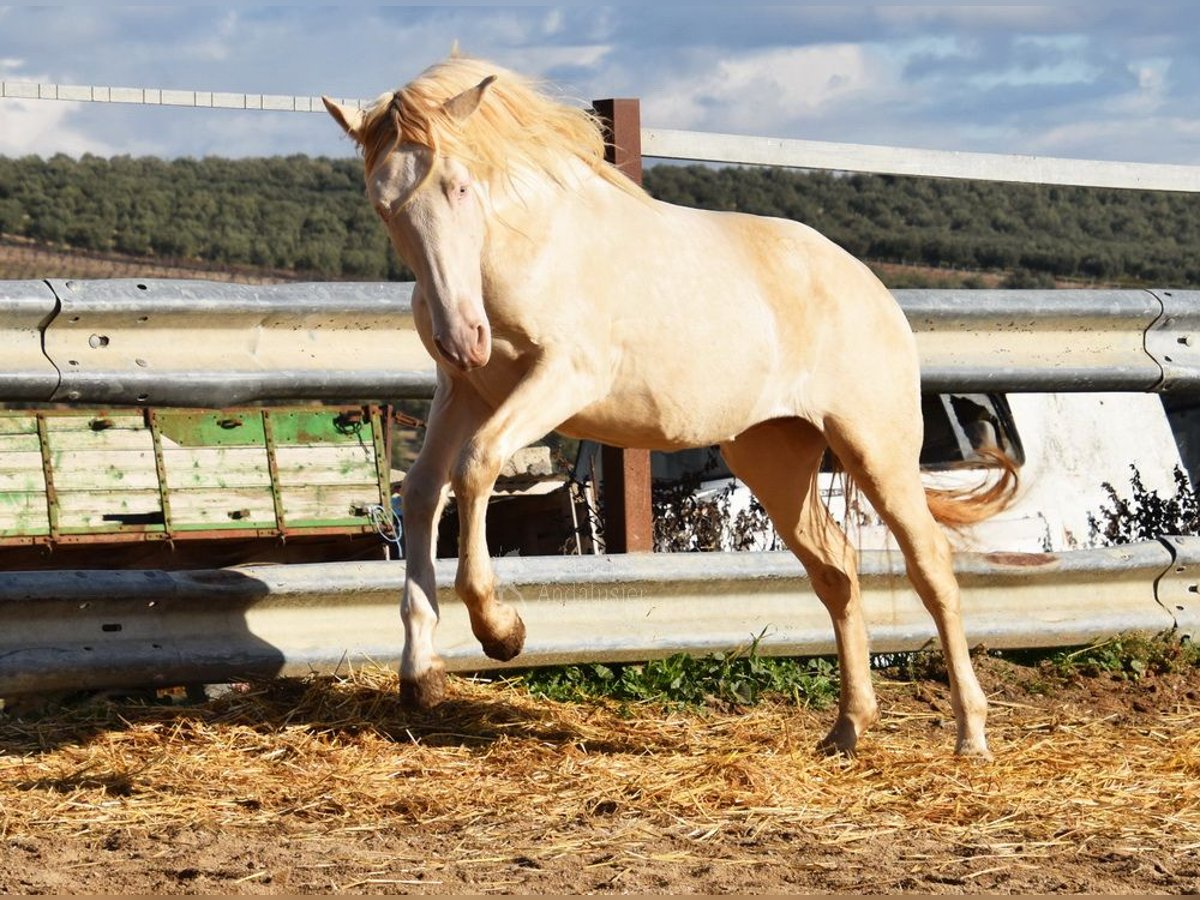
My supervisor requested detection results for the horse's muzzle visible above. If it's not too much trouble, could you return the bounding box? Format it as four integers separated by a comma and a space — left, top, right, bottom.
434, 323, 490, 371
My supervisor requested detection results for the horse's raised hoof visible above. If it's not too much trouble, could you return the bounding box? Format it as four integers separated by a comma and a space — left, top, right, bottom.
399, 661, 447, 710
481, 614, 526, 662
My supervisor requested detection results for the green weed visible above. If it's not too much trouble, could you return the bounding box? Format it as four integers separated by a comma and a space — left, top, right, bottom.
1050, 632, 1200, 682
515, 635, 838, 710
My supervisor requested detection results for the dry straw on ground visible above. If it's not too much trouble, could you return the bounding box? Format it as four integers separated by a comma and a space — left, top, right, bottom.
1, 662, 1198, 892
2, 665, 1196, 846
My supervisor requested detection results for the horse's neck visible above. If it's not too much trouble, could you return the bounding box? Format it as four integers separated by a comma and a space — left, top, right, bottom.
480, 157, 612, 296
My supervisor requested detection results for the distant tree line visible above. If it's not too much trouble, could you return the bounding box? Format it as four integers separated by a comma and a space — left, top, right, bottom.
646, 164, 1200, 287
0, 153, 1197, 286
0, 154, 403, 280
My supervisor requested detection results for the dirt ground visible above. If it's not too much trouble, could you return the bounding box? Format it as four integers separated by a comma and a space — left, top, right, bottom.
1, 653, 1198, 895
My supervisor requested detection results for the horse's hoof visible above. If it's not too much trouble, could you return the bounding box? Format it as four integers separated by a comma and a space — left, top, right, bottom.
481, 615, 526, 662
954, 739, 994, 761
817, 719, 859, 758
399, 662, 447, 710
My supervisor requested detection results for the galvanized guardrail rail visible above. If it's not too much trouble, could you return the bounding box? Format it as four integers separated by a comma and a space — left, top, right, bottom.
2, 539, 1196, 696
4, 277, 1197, 694
2, 279, 1199, 405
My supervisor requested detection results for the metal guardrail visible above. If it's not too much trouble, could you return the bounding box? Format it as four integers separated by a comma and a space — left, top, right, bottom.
2, 279, 433, 404
905, 288, 1200, 393
0, 540, 1195, 695
2, 280, 1199, 405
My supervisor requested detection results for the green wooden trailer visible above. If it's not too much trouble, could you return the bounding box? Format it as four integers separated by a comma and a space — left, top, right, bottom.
0, 405, 397, 568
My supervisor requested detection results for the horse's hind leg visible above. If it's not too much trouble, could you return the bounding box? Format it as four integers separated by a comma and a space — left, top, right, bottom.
825, 416, 991, 757
720, 418, 879, 755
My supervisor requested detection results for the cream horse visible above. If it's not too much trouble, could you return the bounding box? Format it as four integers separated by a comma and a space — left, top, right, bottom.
324, 55, 1016, 757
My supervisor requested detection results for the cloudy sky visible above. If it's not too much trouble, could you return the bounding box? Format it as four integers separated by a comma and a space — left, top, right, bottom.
1, 5, 1197, 166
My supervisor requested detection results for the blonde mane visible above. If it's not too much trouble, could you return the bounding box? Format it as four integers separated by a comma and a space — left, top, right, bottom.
355, 54, 646, 200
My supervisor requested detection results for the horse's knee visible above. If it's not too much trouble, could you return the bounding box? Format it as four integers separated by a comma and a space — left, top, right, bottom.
402, 470, 444, 522
454, 563, 526, 660
799, 549, 857, 616
455, 565, 495, 609
809, 563, 854, 605
452, 439, 504, 500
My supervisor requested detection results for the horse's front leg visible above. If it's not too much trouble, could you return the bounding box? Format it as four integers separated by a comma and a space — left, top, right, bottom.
398, 378, 487, 708
451, 358, 598, 662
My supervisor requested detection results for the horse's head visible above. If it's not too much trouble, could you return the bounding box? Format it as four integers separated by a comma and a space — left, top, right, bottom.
323, 76, 495, 372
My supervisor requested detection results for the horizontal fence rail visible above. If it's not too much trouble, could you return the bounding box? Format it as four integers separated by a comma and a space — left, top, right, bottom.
1, 280, 1198, 405
6, 81, 1200, 193
1, 540, 1196, 695
0, 80, 352, 113
641, 128, 1200, 193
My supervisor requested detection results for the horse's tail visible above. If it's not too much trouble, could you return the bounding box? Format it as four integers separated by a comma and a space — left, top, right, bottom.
923, 446, 1021, 527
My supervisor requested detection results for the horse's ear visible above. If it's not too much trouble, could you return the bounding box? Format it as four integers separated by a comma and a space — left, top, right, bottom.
322, 97, 368, 141
443, 75, 496, 122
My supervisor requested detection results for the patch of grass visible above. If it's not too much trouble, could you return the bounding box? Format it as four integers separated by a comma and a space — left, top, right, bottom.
514, 635, 838, 710
1050, 632, 1200, 682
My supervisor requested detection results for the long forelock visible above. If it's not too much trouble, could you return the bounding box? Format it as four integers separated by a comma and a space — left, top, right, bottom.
356, 56, 646, 200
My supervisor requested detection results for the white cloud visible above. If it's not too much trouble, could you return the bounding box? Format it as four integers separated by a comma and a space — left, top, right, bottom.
541, 9, 563, 37
1105, 57, 1171, 115
506, 43, 612, 79
0, 62, 116, 156
0, 97, 117, 156
639, 44, 899, 135
875, 6, 1083, 30
183, 10, 239, 62
1027, 115, 1200, 163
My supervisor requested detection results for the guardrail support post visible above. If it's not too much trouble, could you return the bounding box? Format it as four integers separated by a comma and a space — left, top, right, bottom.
592, 97, 654, 553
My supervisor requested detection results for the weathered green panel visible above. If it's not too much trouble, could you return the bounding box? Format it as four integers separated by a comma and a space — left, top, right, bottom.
160, 446, 272, 490
279, 483, 383, 528
0, 451, 46, 493
267, 408, 377, 446
51, 450, 160, 491
167, 487, 278, 531
0, 433, 44, 453
0, 414, 38, 436
55, 489, 165, 533
0, 492, 50, 536
274, 445, 379, 486
155, 410, 267, 447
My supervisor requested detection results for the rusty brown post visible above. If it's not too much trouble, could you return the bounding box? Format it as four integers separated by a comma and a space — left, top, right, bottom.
592, 98, 654, 553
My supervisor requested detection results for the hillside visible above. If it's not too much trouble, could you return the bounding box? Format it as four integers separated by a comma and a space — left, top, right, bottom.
1, 153, 1196, 287
0, 234, 302, 284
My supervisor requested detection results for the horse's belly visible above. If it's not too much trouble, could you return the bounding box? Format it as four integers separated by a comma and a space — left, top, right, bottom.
561, 366, 776, 451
